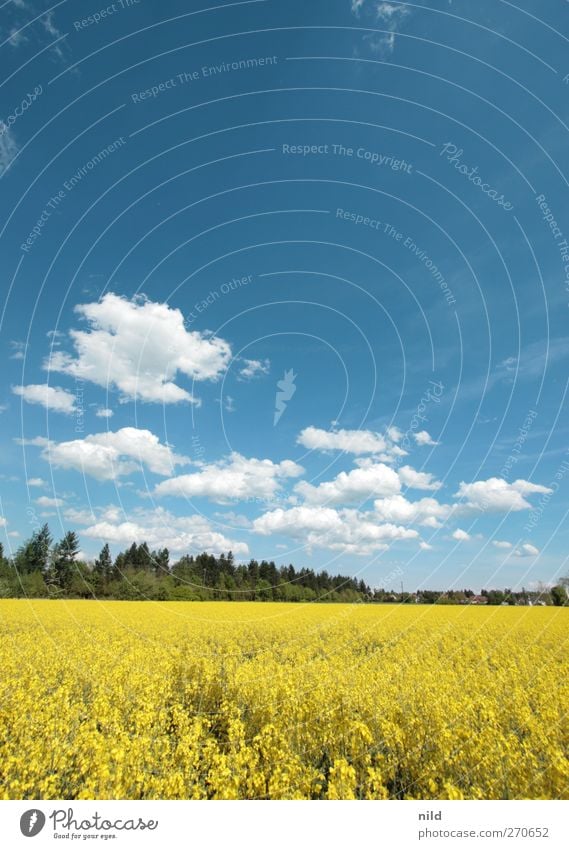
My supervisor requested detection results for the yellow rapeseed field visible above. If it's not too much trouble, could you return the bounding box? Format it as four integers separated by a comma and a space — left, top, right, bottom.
0, 601, 567, 800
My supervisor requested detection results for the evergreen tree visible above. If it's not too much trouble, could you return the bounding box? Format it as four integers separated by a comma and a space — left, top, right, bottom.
15, 523, 52, 574
51, 531, 80, 590
94, 543, 113, 582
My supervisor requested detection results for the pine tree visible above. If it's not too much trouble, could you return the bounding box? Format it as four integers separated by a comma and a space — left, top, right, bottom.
52, 531, 80, 590
94, 543, 113, 582
15, 524, 52, 574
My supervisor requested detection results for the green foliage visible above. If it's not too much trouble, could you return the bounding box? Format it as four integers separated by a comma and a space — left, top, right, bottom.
551, 585, 568, 607
3, 524, 565, 605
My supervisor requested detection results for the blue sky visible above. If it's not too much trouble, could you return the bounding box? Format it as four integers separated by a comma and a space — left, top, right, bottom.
1, 0, 568, 591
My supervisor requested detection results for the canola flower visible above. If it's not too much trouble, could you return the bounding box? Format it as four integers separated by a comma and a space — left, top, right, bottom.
0, 601, 567, 800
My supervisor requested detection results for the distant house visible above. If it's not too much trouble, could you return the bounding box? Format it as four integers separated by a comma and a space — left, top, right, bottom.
469, 595, 488, 605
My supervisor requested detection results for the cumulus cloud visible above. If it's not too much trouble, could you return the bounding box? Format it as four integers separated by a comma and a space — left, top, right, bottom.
25, 427, 188, 481
27, 477, 46, 487
374, 494, 452, 527
45, 293, 232, 404
294, 459, 442, 508
452, 528, 471, 541
492, 540, 513, 550
297, 426, 406, 460
454, 478, 552, 512
414, 430, 439, 447
398, 465, 441, 491
238, 358, 270, 380
253, 504, 418, 555
12, 383, 76, 414
96, 408, 113, 418
513, 543, 540, 558
36, 496, 64, 508
295, 462, 401, 506
155, 453, 304, 504
10, 341, 25, 360
83, 507, 249, 556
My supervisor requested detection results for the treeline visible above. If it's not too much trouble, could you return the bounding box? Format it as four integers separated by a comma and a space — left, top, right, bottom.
0, 524, 371, 602
0, 523, 567, 605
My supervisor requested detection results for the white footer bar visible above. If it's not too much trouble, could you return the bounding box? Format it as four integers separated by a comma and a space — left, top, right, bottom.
2, 800, 567, 848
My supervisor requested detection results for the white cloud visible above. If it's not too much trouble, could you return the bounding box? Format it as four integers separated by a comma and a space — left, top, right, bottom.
295, 462, 401, 506
224, 395, 236, 413
63, 507, 98, 525
36, 496, 64, 508
83, 507, 249, 556
419, 541, 433, 551
42, 11, 60, 37
0, 517, 7, 528
455, 478, 552, 512
155, 453, 304, 504
414, 430, 439, 447
238, 358, 270, 380
10, 341, 25, 360
398, 465, 441, 491
253, 504, 418, 555
387, 426, 403, 442
297, 426, 406, 459
27, 477, 46, 487
8, 28, 27, 47
96, 408, 113, 418
27, 427, 189, 481
46, 293, 232, 404
374, 494, 452, 527
513, 543, 540, 558
213, 511, 252, 529
376, 2, 407, 20
0, 125, 18, 178
452, 528, 471, 541
12, 383, 76, 414
492, 540, 513, 550
353, 1, 410, 57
